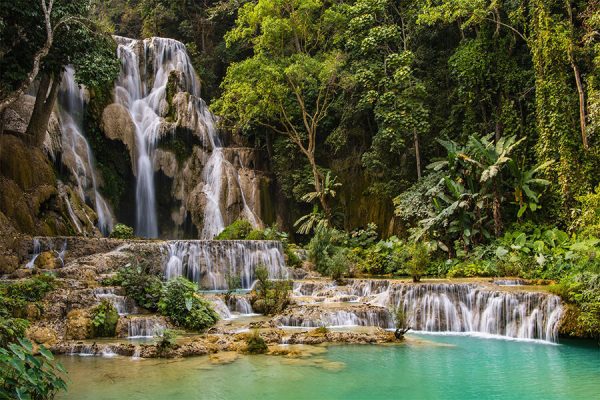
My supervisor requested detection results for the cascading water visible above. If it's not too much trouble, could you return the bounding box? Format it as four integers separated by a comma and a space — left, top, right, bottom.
114, 36, 259, 238
290, 280, 563, 342
58, 67, 114, 235
163, 240, 288, 290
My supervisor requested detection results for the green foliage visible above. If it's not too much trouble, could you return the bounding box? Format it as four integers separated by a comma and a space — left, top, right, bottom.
155, 328, 179, 353
406, 242, 430, 282
109, 223, 134, 239
551, 272, 600, 339
117, 265, 163, 311
158, 278, 219, 331
215, 220, 253, 240
572, 185, 600, 238
252, 265, 292, 315
245, 330, 268, 354
90, 300, 118, 338
357, 236, 409, 276
307, 226, 347, 275
0, 338, 67, 400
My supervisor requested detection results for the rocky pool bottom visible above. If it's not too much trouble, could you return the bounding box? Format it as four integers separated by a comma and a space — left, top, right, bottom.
57, 334, 599, 400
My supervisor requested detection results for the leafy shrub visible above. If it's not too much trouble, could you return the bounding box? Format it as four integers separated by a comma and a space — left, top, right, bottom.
215, 220, 253, 240
328, 248, 351, 282
345, 223, 379, 249
313, 326, 329, 335
245, 330, 268, 354
252, 265, 292, 315
5, 274, 56, 303
406, 242, 430, 282
118, 266, 163, 311
357, 237, 409, 275
307, 226, 346, 274
109, 223, 134, 239
155, 329, 179, 354
90, 300, 119, 337
158, 277, 219, 331
571, 185, 600, 238
0, 296, 28, 347
0, 338, 67, 399
447, 261, 494, 278
550, 272, 600, 339
245, 229, 265, 240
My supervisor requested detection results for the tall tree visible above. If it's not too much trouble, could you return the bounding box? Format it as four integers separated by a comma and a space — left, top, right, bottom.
213, 0, 345, 220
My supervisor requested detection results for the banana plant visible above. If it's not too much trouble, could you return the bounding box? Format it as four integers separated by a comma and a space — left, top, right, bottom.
508, 159, 553, 218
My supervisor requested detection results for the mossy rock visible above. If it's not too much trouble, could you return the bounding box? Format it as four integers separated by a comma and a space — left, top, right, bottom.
65, 309, 93, 340
0, 178, 35, 233
33, 251, 61, 270
0, 135, 55, 191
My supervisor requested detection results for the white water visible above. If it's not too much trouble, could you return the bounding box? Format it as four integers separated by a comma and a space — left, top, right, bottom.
291, 280, 563, 342
57, 67, 114, 235
126, 317, 165, 338
163, 240, 288, 290
25, 238, 66, 269
114, 36, 258, 238
94, 287, 138, 315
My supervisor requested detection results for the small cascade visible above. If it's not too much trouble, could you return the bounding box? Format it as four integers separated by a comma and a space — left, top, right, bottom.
209, 297, 232, 319
94, 287, 138, 315
278, 306, 392, 328
69, 344, 95, 356
232, 297, 253, 315
25, 238, 67, 269
163, 240, 288, 290
127, 317, 165, 338
25, 238, 42, 268
57, 67, 114, 235
493, 279, 526, 286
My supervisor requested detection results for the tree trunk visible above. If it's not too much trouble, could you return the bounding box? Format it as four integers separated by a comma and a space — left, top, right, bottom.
413, 128, 421, 180
0, 0, 55, 115
307, 153, 330, 221
571, 61, 588, 150
493, 184, 503, 236
26, 72, 60, 147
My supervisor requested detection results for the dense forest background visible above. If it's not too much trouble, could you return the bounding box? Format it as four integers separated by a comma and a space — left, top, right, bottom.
0, 0, 599, 338
86, 0, 600, 237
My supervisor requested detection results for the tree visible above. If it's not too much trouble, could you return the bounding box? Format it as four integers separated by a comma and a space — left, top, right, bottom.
213, 0, 345, 221
0, 0, 120, 145
340, 0, 429, 195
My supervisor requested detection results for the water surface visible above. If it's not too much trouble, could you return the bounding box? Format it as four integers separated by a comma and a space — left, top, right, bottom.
58, 335, 600, 400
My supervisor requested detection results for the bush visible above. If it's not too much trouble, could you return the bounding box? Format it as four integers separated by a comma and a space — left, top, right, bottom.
0, 338, 67, 399
158, 277, 219, 331
109, 223, 135, 239
252, 265, 292, 315
90, 300, 119, 337
307, 226, 346, 275
357, 237, 409, 275
5, 274, 56, 303
118, 266, 163, 311
550, 272, 600, 339
447, 261, 494, 278
215, 220, 253, 240
155, 329, 179, 354
245, 330, 268, 354
406, 242, 430, 282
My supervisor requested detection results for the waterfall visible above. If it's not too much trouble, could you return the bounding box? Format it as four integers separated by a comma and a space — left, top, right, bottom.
126, 317, 165, 338
278, 308, 392, 328
290, 280, 563, 342
163, 240, 288, 290
386, 284, 563, 342
94, 287, 138, 315
58, 67, 114, 235
25, 237, 67, 269
114, 36, 259, 238
25, 238, 42, 268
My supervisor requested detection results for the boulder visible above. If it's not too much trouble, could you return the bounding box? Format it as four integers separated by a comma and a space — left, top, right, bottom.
65, 309, 93, 340
100, 103, 137, 162
34, 251, 62, 270
27, 326, 58, 347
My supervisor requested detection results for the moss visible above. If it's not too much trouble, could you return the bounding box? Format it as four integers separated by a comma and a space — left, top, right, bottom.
157, 133, 195, 167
